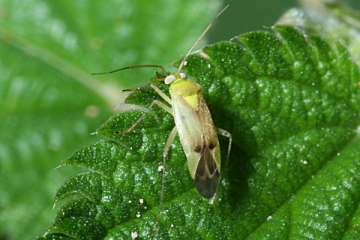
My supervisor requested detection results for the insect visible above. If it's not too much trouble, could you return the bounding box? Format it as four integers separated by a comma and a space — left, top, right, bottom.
159, 71, 232, 198
93, 5, 232, 199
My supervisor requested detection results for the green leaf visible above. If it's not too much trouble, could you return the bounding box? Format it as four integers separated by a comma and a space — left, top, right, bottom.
0, 0, 219, 239
41, 25, 360, 239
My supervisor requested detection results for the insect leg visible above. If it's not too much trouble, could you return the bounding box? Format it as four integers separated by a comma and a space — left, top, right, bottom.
124, 100, 172, 134
112, 103, 148, 113
150, 83, 172, 105
154, 126, 177, 237
217, 128, 232, 164
159, 126, 178, 211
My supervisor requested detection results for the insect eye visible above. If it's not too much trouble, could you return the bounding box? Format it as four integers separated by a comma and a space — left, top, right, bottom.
194, 145, 202, 153
209, 142, 216, 150
164, 75, 176, 84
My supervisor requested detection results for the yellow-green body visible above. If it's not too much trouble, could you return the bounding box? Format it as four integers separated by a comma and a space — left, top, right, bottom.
168, 76, 221, 198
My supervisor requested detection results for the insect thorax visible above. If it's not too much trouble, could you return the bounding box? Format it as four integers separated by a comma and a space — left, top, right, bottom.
169, 78, 200, 95
169, 78, 201, 109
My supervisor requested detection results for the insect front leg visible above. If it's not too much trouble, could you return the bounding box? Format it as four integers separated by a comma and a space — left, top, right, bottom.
217, 128, 232, 164
124, 100, 173, 134
150, 83, 172, 105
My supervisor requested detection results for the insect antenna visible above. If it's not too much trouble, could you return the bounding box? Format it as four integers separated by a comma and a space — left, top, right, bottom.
91, 64, 166, 75
177, 4, 230, 73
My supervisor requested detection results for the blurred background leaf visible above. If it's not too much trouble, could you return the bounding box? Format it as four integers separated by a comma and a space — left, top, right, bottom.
0, 0, 220, 239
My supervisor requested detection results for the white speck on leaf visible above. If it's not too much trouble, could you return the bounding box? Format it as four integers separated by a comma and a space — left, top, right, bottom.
131, 231, 138, 239
158, 165, 164, 172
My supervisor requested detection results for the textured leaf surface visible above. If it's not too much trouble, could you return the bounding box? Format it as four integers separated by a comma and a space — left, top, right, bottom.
0, 0, 219, 239
41, 25, 360, 239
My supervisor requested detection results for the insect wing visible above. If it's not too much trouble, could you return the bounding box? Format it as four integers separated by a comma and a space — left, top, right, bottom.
171, 94, 203, 176
171, 92, 221, 198
194, 95, 221, 198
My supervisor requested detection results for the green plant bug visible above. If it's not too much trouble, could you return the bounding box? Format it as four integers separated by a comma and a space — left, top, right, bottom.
125, 4, 232, 200
92, 5, 232, 200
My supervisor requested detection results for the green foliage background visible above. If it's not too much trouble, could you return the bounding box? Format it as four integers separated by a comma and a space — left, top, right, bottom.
1, 0, 360, 240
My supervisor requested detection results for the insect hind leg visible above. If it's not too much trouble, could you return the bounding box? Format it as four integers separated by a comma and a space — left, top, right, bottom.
217, 128, 232, 164
210, 128, 232, 203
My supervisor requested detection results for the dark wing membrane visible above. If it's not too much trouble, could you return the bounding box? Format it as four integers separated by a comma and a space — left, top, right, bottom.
194, 147, 220, 198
